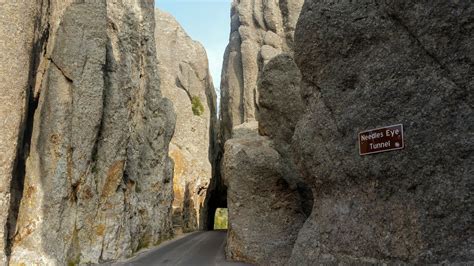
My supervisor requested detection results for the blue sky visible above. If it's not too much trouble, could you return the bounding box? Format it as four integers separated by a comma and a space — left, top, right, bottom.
155, 0, 231, 91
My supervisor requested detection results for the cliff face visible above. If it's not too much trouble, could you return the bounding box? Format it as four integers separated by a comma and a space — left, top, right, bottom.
290, 1, 473, 264
0, 1, 176, 264
219, 0, 307, 264
221, 0, 473, 265
219, 0, 304, 142
0, 2, 38, 265
155, 9, 217, 234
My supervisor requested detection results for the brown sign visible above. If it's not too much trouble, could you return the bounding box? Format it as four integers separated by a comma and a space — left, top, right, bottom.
359, 124, 404, 155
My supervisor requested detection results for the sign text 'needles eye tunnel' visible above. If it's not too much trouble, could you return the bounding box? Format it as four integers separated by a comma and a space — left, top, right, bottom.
359, 124, 404, 156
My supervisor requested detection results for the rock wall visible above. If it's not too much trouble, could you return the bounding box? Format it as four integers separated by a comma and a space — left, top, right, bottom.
220, 0, 308, 263
257, 54, 313, 215
0, 2, 38, 264
219, 0, 304, 142
155, 9, 217, 234
222, 0, 473, 265
289, 1, 473, 264
223, 129, 306, 265
0, 1, 176, 264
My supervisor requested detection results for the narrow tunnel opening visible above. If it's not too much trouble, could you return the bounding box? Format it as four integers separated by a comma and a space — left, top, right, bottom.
203, 181, 227, 231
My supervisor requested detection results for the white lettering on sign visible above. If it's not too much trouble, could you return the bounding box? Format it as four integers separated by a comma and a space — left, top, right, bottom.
359, 124, 404, 155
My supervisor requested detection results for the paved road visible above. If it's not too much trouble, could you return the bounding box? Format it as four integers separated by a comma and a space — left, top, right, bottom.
113, 231, 252, 266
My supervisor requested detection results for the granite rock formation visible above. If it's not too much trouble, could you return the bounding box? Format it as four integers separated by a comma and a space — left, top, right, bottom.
220, 0, 308, 263
0, 1, 176, 264
257, 54, 312, 214
289, 1, 473, 264
0, 2, 37, 265
219, 0, 304, 142
155, 9, 217, 234
223, 131, 306, 265
222, 0, 473, 265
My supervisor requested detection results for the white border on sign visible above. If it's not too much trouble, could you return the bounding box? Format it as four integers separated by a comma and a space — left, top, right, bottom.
358, 124, 404, 156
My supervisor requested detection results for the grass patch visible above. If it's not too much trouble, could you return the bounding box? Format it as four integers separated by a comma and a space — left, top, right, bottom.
136, 238, 151, 252
67, 255, 80, 266
191, 96, 204, 116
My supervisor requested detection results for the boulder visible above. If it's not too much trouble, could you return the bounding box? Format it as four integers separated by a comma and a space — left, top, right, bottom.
258, 54, 312, 214
223, 134, 306, 265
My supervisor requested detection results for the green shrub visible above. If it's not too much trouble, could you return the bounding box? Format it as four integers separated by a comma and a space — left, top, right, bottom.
136, 237, 150, 252
191, 96, 205, 116
67, 255, 80, 266
214, 208, 228, 230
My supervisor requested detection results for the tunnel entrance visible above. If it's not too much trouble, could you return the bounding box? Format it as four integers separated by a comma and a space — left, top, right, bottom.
203, 186, 227, 230
199, 134, 228, 231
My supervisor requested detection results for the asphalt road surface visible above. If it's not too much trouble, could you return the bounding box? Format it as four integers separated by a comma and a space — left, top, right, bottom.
112, 230, 252, 266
